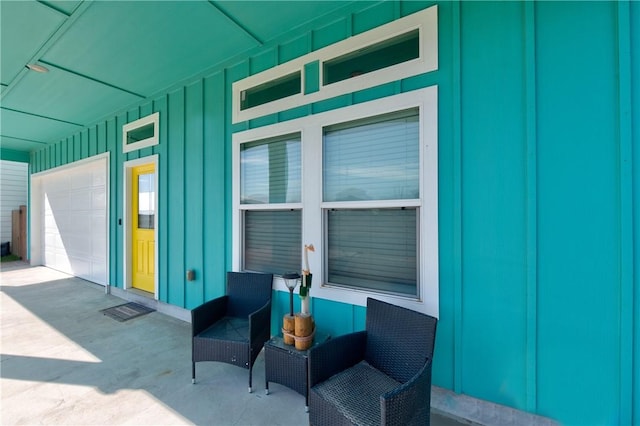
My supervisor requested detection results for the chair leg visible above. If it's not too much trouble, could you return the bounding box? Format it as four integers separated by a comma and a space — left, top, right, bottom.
248, 364, 253, 393
192, 362, 196, 384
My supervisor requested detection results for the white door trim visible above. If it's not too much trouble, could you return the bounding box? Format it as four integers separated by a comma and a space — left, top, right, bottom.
123, 155, 159, 298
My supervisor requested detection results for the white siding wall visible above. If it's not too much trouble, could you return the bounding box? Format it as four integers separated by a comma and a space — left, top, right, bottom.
0, 160, 28, 245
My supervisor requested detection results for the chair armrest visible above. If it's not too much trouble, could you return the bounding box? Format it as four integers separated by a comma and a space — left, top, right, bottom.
380, 357, 433, 426
249, 300, 271, 344
308, 330, 367, 388
191, 295, 228, 337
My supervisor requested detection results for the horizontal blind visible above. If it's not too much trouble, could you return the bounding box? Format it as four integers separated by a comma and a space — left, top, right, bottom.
241, 134, 301, 204
327, 208, 417, 296
323, 109, 419, 202
244, 210, 301, 275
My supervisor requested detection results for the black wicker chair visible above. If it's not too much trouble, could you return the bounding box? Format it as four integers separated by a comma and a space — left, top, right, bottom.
191, 272, 273, 393
308, 298, 437, 426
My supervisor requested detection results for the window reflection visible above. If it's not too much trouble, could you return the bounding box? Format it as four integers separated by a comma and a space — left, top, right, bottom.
127, 123, 155, 144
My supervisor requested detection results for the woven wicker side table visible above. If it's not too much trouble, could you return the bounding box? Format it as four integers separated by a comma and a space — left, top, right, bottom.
264, 334, 329, 411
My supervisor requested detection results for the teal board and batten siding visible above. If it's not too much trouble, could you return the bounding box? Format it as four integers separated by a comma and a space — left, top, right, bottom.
28, 2, 638, 425
29, 77, 229, 308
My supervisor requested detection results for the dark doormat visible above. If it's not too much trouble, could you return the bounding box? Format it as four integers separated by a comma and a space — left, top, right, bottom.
101, 302, 155, 322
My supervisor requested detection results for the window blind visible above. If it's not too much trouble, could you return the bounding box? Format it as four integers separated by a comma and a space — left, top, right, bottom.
323, 109, 419, 202
327, 208, 418, 296
244, 210, 301, 275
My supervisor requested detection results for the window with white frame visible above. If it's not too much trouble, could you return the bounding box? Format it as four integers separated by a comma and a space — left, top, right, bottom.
323, 109, 420, 297
239, 134, 302, 275
233, 87, 438, 316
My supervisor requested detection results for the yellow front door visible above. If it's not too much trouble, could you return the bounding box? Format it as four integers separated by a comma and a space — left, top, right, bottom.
131, 163, 155, 293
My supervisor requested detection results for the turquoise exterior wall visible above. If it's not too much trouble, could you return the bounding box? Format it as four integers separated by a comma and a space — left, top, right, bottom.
28, 2, 638, 424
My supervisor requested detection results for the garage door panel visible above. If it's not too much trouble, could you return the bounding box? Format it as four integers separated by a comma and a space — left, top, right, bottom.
44, 232, 56, 248
91, 261, 106, 284
66, 235, 90, 256
93, 169, 106, 186
70, 189, 92, 210
46, 212, 68, 232
46, 192, 69, 212
54, 252, 71, 273
44, 214, 57, 230
44, 249, 55, 265
53, 233, 65, 250
70, 212, 92, 235
92, 236, 106, 259
48, 175, 69, 192
91, 214, 105, 230
71, 170, 92, 189
92, 188, 106, 209
70, 256, 91, 279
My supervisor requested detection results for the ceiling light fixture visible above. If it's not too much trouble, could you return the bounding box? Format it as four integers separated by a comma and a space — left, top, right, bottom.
25, 63, 49, 73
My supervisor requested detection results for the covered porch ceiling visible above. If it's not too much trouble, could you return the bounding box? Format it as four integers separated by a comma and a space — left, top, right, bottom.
0, 0, 364, 153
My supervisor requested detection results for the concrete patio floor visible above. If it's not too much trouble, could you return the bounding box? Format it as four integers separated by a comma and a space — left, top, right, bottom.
1, 262, 468, 425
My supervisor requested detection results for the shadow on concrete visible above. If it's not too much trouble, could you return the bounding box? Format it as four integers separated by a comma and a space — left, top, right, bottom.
1, 264, 466, 425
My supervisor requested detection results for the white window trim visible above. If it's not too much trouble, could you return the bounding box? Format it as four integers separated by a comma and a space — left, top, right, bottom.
122, 112, 160, 153
233, 87, 438, 317
232, 5, 438, 124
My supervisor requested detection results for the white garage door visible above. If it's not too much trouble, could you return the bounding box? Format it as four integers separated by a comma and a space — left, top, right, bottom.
34, 156, 108, 285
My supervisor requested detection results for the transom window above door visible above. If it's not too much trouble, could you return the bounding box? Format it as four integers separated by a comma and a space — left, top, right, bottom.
239, 134, 302, 275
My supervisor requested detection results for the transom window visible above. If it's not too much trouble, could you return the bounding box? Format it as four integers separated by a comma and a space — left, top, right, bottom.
231, 6, 438, 124
122, 112, 159, 153
323, 30, 420, 86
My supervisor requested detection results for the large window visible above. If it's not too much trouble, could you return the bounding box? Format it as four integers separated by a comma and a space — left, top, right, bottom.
323, 110, 419, 297
233, 87, 438, 316
239, 134, 301, 275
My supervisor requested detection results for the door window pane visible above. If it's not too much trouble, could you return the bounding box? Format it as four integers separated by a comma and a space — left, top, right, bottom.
138, 173, 155, 229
